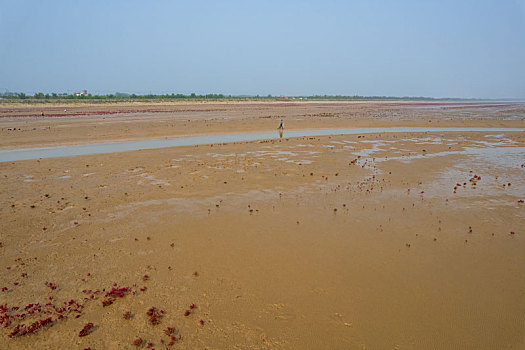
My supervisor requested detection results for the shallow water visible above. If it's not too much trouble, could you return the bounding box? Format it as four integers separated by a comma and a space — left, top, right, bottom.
432, 146, 525, 199
0, 127, 524, 162
353, 140, 525, 198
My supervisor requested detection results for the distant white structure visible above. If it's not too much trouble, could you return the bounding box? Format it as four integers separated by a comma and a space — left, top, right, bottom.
73, 90, 88, 97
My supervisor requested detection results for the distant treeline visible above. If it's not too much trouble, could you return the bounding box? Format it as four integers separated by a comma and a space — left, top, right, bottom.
0, 92, 232, 100
301, 95, 467, 101
0, 92, 478, 101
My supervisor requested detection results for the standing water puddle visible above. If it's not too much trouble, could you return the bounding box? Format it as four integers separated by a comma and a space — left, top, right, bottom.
0, 127, 524, 162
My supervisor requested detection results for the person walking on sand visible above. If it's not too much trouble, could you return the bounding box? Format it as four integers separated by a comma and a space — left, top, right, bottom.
278, 119, 284, 129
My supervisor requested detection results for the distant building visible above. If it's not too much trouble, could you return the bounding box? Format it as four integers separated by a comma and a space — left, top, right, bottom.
73, 90, 88, 97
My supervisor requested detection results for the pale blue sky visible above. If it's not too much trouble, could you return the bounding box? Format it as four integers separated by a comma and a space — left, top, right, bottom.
1, 0, 524, 98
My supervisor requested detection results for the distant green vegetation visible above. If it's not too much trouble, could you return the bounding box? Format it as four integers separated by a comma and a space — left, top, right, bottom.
0, 91, 480, 102
0, 92, 231, 100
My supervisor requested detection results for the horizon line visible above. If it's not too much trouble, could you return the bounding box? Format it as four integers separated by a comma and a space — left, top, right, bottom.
1, 91, 524, 102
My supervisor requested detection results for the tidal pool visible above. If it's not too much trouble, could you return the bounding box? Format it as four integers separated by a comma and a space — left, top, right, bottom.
0, 127, 524, 162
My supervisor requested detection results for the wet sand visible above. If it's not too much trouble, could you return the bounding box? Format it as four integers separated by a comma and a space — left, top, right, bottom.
1, 101, 524, 349
1, 100, 524, 149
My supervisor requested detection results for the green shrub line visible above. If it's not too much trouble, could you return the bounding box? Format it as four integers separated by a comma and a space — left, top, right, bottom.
0, 92, 483, 104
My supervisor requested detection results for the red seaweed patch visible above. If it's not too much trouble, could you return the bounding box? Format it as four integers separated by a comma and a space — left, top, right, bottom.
78, 322, 94, 337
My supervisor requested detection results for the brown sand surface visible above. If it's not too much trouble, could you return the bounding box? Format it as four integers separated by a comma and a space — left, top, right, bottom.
1, 100, 524, 149
1, 101, 525, 349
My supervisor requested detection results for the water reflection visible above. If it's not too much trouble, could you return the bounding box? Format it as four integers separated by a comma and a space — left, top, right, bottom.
1, 127, 524, 162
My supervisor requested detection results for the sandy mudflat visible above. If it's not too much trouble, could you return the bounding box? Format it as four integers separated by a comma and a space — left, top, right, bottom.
1, 101, 524, 349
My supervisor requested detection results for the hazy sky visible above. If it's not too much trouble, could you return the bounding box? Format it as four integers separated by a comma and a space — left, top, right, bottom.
1, 0, 524, 98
